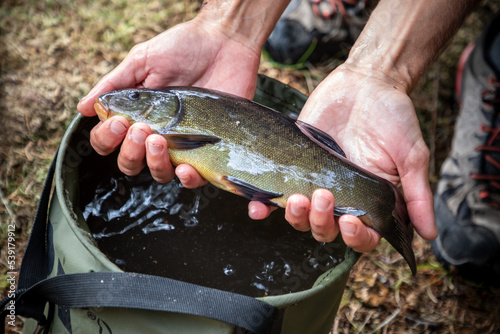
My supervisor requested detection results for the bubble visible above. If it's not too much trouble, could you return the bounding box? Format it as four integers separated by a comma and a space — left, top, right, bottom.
223, 264, 235, 276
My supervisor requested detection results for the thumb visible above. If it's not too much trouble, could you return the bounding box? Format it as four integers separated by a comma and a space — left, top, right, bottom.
398, 140, 437, 240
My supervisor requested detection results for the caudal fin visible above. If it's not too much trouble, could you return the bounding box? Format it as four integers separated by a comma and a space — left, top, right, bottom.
385, 184, 416, 275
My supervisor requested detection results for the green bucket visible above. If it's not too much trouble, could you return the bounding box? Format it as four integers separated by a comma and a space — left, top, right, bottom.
19, 75, 360, 334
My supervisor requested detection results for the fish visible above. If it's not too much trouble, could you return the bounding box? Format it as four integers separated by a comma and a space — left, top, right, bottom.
94, 87, 417, 275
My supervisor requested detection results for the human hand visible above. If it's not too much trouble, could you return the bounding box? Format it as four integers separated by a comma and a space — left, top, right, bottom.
78, 17, 261, 185
251, 64, 437, 251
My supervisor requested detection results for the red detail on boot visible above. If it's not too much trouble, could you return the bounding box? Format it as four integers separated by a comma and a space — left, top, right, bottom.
455, 43, 476, 105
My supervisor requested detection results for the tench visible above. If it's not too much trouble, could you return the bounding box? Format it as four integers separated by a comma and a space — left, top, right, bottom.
94, 87, 417, 275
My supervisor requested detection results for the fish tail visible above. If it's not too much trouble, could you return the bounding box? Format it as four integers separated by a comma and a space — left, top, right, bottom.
386, 183, 417, 275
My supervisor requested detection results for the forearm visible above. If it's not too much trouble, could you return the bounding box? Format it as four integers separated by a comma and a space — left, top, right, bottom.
346, 0, 481, 93
196, 0, 290, 53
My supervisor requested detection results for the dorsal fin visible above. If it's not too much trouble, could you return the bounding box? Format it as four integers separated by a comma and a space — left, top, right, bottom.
295, 120, 346, 158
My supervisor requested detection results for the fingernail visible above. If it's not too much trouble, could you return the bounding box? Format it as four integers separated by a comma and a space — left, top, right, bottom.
290, 202, 307, 216
130, 127, 147, 143
340, 221, 357, 236
109, 119, 127, 135
177, 174, 191, 185
148, 142, 163, 155
78, 96, 88, 106
313, 194, 331, 212
176, 166, 191, 184
248, 203, 260, 219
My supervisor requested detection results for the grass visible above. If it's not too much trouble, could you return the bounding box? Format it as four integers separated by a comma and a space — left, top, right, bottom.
1, 1, 500, 333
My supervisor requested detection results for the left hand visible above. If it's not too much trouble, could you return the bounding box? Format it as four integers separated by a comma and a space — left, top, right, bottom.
78, 18, 261, 185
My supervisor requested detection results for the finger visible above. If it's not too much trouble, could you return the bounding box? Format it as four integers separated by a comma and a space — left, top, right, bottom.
403, 174, 437, 240
77, 43, 149, 116
309, 189, 337, 242
284, 194, 311, 231
248, 202, 277, 220
175, 164, 207, 189
145, 135, 175, 183
399, 143, 438, 240
117, 123, 152, 176
339, 215, 381, 253
90, 116, 129, 156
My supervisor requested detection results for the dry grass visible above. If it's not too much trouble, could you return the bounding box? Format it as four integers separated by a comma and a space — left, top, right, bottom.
1, 0, 499, 333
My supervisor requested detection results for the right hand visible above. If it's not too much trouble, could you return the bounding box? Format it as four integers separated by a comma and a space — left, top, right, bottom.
260, 64, 436, 248
77, 17, 261, 185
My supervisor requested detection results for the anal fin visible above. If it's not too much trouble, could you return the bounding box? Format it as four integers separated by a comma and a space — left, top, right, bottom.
334, 206, 367, 217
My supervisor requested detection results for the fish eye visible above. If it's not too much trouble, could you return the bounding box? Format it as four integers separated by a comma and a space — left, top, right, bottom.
128, 91, 141, 101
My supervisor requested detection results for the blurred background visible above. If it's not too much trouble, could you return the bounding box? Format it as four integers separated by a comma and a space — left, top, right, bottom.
1, 0, 499, 333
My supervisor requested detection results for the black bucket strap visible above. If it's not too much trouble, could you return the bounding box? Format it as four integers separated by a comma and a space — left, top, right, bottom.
16, 272, 277, 333
2, 150, 279, 334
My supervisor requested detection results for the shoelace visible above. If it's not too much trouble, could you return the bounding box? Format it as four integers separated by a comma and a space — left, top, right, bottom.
310, 0, 367, 19
471, 76, 500, 209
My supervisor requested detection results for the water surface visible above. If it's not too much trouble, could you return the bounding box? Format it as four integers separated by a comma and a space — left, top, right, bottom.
80, 154, 346, 297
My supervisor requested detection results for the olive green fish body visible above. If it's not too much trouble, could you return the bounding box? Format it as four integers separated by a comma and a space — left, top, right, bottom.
95, 87, 416, 274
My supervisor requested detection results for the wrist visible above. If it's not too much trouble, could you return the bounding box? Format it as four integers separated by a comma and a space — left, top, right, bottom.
344, 47, 414, 93
344, 0, 480, 94
342, 3, 426, 94
196, 0, 289, 53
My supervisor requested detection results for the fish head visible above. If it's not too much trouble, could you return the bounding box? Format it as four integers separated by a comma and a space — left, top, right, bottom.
94, 88, 180, 129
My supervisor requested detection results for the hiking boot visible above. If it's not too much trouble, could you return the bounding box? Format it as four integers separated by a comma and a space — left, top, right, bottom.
431, 12, 500, 284
263, 0, 372, 65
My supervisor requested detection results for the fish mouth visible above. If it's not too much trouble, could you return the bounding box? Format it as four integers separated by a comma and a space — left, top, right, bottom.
94, 99, 110, 122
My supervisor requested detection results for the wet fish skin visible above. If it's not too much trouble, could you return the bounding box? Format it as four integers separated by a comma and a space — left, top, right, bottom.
94, 87, 417, 275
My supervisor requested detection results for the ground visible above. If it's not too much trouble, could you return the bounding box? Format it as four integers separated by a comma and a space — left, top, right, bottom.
1, 0, 499, 333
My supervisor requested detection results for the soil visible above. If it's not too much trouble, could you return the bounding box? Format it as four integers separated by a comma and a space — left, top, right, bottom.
1, 1, 499, 333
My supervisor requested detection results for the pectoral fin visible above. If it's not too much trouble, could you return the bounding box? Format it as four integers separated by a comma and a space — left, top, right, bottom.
222, 176, 283, 206
163, 134, 221, 150
296, 120, 346, 158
